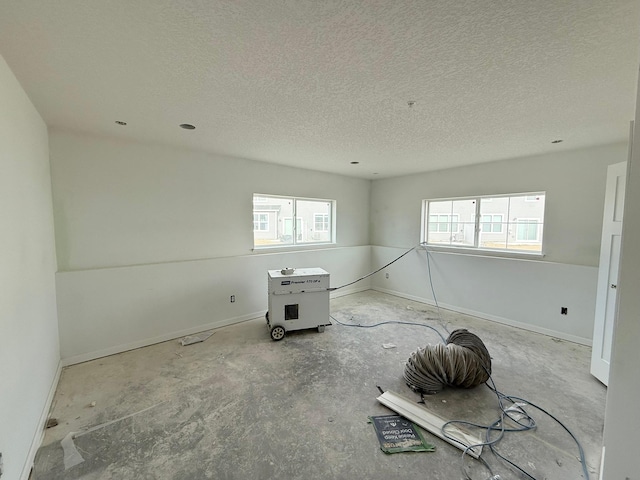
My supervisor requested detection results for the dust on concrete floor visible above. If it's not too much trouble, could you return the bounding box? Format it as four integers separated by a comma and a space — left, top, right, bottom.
34, 290, 605, 480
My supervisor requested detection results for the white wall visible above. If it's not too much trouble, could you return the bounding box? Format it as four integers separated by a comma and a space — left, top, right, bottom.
372, 247, 597, 344
50, 130, 370, 270
371, 143, 627, 266
601, 68, 640, 479
0, 55, 60, 480
57, 246, 371, 364
370, 144, 627, 342
50, 131, 372, 363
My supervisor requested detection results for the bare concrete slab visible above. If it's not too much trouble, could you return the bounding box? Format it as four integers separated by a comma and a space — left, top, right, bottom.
34, 291, 605, 479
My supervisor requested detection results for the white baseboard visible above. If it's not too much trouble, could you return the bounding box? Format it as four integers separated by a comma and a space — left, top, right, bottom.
372, 287, 592, 346
62, 285, 369, 367
329, 285, 369, 299
21, 360, 63, 480
61, 311, 264, 366
598, 445, 605, 480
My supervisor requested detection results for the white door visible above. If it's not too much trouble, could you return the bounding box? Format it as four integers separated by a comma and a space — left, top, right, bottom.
591, 160, 627, 385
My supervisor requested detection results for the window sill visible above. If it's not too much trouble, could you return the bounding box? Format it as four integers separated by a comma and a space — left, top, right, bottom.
252, 243, 337, 254
422, 244, 545, 262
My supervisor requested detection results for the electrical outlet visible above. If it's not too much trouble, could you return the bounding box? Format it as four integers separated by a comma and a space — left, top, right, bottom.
385, 273, 389, 279
561, 307, 568, 315
230, 295, 235, 303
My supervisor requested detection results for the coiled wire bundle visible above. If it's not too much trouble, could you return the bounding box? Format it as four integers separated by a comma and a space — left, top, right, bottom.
404, 329, 492, 394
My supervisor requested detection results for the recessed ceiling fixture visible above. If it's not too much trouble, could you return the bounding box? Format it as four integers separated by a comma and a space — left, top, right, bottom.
180, 123, 196, 130
350, 161, 360, 165
551, 139, 563, 144
115, 120, 127, 126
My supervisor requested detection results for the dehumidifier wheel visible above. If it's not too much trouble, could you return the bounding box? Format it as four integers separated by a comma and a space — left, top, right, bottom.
317, 325, 325, 333
270, 325, 285, 341
265, 311, 269, 322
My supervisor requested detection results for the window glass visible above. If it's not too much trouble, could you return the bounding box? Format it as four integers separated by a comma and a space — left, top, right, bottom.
515, 219, 541, 242
253, 194, 334, 248
426, 200, 452, 245
253, 213, 269, 231
425, 193, 545, 254
253, 196, 293, 247
297, 199, 332, 244
451, 199, 475, 247
507, 195, 545, 252
314, 213, 329, 232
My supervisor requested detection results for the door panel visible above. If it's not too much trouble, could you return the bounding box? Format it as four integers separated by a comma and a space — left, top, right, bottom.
591, 161, 627, 385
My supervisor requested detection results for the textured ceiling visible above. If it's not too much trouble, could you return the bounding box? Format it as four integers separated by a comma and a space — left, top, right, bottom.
1, 1, 639, 178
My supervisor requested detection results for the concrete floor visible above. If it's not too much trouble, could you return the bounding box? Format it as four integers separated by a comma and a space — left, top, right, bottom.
34, 291, 605, 480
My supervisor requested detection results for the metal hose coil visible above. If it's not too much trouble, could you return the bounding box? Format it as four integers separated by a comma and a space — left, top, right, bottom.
404, 329, 492, 394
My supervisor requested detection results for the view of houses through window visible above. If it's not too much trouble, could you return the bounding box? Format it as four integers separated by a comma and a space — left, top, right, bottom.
424, 193, 546, 253
253, 194, 334, 247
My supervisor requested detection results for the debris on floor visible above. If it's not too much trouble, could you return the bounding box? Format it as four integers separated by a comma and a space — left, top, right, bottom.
382, 343, 396, 349
377, 390, 483, 458
368, 414, 435, 454
60, 402, 166, 470
46, 418, 59, 428
61, 432, 84, 470
180, 330, 215, 346
31, 291, 605, 479
505, 402, 528, 421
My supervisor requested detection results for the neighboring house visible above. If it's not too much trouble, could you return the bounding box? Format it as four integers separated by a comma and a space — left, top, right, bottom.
427, 194, 545, 251
253, 196, 332, 246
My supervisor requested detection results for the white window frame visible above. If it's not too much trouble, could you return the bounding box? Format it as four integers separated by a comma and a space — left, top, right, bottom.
253, 213, 269, 231
283, 216, 304, 241
253, 194, 336, 249
314, 213, 330, 232
481, 214, 503, 233
421, 192, 545, 256
515, 218, 541, 242
428, 214, 459, 233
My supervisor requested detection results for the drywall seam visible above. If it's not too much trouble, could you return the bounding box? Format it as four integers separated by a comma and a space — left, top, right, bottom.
20, 360, 62, 480
372, 287, 592, 346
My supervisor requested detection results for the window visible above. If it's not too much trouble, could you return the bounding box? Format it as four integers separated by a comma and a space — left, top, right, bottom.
423, 193, 545, 253
515, 218, 541, 242
253, 213, 269, 231
283, 217, 303, 241
314, 213, 329, 232
428, 214, 459, 233
481, 214, 503, 233
425, 199, 475, 247
253, 194, 335, 248
525, 195, 542, 202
